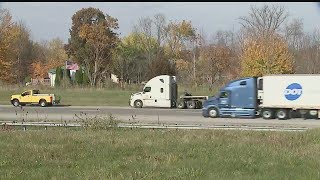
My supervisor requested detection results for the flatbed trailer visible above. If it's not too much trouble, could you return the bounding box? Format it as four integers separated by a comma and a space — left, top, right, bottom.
177, 95, 209, 109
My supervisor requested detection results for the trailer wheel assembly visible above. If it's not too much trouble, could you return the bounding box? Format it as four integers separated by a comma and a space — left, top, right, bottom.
262, 109, 274, 120
177, 101, 185, 109
276, 109, 289, 120
187, 101, 196, 109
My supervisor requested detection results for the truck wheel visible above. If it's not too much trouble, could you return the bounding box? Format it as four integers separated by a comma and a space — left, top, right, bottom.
208, 107, 219, 118
187, 101, 196, 109
39, 100, 47, 107
134, 100, 143, 108
12, 99, 20, 107
177, 101, 185, 109
196, 101, 203, 109
171, 101, 176, 108
262, 109, 274, 120
276, 109, 289, 120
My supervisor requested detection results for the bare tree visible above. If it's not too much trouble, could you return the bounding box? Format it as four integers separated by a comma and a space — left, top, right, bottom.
239, 4, 289, 38
295, 29, 320, 74
133, 16, 156, 63
153, 13, 166, 49
284, 18, 304, 50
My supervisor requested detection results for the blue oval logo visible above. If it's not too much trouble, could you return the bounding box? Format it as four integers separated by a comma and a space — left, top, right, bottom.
284, 83, 302, 101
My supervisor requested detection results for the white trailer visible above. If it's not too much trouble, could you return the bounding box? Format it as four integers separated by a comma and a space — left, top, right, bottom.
259, 74, 320, 120
129, 75, 208, 109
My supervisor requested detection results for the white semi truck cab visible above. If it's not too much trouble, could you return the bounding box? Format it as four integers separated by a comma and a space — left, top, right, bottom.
129, 75, 178, 108
129, 75, 208, 109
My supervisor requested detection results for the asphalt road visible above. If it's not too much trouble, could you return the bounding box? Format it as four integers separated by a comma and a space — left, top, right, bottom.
1, 105, 320, 129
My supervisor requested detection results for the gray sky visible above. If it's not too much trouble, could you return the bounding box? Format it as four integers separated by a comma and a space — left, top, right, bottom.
2, 2, 320, 43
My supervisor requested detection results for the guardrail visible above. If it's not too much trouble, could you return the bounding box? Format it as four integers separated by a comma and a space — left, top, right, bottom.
1, 122, 309, 132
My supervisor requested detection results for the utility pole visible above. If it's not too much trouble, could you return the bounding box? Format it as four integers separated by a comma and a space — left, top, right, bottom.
192, 35, 198, 87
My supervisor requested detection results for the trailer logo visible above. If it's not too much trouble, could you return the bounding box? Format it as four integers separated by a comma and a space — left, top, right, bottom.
284, 83, 302, 101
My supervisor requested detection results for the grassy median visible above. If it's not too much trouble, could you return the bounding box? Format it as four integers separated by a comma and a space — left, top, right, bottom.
0, 85, 216, 106
0, 128, 320, 179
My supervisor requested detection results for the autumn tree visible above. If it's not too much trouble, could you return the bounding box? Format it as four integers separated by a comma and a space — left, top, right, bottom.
10, 21, 33, 84
238, 4, 293, 77
240, 35, 294, 77
66, 7, 119, 86
197, 44, 234, 88
0, 9, 33, 84
165, 20, 196, 59
212, 30, 240, 80
28, 38, 67, 84
165, 20, 197, 83
0, 9, 14, 83
47, 38, 67, 69
30, 61, 47, 79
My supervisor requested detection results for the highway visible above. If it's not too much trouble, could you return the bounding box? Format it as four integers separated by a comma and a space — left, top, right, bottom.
1, 105, 320, 129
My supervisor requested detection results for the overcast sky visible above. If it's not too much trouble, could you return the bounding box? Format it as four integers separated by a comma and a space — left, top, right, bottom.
2, 2, 320, 43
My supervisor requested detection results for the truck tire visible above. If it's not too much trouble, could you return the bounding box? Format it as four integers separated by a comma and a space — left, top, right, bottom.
171, 101, 176, 108
134, 100, 143, 108
208, 107, 219, 118
39, 99, 47, 107
12, 99, 20, 107
187, 100, 196, 109
177, 101, 185, 109
262, 109, 274, 120
276, 109, 289, 120
196, 101, 203, 109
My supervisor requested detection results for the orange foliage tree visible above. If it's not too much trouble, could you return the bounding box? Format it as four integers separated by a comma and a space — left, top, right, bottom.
30, 61, 48, 79
0, 9, 20, 83
29, 38, 67, 81
240, 34, 294, 77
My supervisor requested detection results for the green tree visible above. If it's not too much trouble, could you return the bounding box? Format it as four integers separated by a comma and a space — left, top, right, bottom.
75, 66, 83, 85
54, 66, 63, 87
111, 33, 149, 84
65, 7, 119, 87
82, 69, 90, 86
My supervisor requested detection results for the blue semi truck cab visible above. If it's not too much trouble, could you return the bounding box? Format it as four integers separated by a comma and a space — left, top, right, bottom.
202, 77, 261, 118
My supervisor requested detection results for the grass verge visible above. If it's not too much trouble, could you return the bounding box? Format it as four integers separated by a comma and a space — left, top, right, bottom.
0, 128, 320, 179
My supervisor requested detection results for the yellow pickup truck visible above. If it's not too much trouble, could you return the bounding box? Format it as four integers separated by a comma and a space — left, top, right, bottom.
10, 90, 61, 107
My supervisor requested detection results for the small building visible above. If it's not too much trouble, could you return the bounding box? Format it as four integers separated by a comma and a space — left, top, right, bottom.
111, 74, 119, 84
48, 60, 120, 87
48, 60, 79, 87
